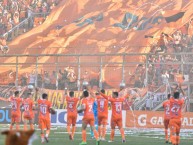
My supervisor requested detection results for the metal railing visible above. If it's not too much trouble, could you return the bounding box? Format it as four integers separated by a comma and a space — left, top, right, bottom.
0, 52, 193, 92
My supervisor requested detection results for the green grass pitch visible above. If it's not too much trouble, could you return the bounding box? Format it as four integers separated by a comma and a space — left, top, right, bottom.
0, 127, 192, 145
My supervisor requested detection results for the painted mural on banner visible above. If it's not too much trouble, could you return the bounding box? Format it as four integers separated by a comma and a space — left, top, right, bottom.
126, 111, 193, 129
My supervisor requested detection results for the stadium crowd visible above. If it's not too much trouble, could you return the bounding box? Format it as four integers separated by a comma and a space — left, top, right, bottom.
0, 0, 59, 36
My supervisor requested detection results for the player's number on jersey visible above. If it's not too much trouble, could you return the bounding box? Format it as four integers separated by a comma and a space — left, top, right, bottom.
24, 104, 29, 111
171, 105, 180, 114
115, 104, 121, 113
100, 101, 104, 109
40, 106, 47, 115
11, 101, 17, 110
166, 106, 170, 115
88, 104, 92, 112
68, 103, 73, 109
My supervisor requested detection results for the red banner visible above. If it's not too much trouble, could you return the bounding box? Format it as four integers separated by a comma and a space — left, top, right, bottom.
126, 111, 193, 129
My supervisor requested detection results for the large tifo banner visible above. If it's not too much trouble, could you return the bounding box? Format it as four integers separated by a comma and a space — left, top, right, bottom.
0, 109, 126, 128
126, 111, 193, 129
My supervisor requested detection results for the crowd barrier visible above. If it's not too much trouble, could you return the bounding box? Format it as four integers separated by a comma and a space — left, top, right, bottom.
0, 109, 126, 128
1, 109, 193, 129
126, 111, 193, 129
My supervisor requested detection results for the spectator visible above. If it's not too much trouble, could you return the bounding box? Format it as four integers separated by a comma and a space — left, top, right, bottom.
28, 70, 36, 86
43, 71, 50, 89
50, 71, 56, 89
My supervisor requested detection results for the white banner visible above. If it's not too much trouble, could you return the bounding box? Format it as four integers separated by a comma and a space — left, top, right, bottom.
51, 109, 126, 128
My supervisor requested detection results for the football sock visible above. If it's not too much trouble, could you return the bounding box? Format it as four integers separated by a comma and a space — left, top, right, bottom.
16, 124, 20, 130
93, 129, 99, 140
30, 124, 34, 130
110, 129, 115, 141
120, 128, 125, 140
102, 126, 106, 139
46, 130, 50, 138
82, 130, 87, 142
67, 126, 71, 135
72, 126, 76, 137
98, 126, 102, 137
24, 124, 27, 131
165, 129, 168, 140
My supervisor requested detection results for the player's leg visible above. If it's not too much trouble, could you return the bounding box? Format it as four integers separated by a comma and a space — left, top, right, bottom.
109, 118, 115, 142
10, 117, 15, 130
98, 117, 102, 139
80, 120, 88, 145
67, 115, 72, 139
169, 120, 172, 144
101, 117, 107, 140
39, 119, 45, 143
15, 115, 21, 131
91, 115, 98, 138
176, 120, 181, 145
45, 119, 51, 143
164, 119, 169, 143
170, 119, 177, 145
98, 125, 102, 139
71, 115, 77, 140
29, 118, 34, 130
90, 119, 99, 145
23, 118, 28, 131
117, 118, 125, 143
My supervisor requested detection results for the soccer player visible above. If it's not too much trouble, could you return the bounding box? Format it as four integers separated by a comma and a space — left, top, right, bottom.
22, 92, 35, 130
163, 94, 171, 143
90, 97, 98, 139
8, 91, 23, 130
96, 89, 108, 140
100, 91, 129, 143
65, 90, 79, 140
38, 93, 55, 143
169, 84, 185, 145
77, 90, 99, 145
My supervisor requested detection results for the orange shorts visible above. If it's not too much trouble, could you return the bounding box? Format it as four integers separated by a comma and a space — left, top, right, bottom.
164, 118, 170, 129
98, 115, 108, 125
11, 112, 21, 123
169, 118, 181, 134
24, 112, 34, 120
111, 117, 122, 129
24, 115, 34, 120
83, 117, 95, 126
67, 114, 77, 126
39, 118, 51, 130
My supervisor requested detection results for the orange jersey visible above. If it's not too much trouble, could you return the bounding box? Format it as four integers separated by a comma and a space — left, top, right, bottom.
22, 98, 35, 117
163, 100, 170, 119
170, 97, 184, 119
100, 93, 128, 119
82, 97, 95, 119
66, 96, 79, 115
96, 95, 108, 117
8, 96, 23, 115
38, 99, 52, 119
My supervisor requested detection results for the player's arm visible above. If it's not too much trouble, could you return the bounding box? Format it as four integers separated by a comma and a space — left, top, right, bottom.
31, 101, 36, 110
19, 86, 27, 98
179, 83, 185, 96
99, 90, 109, 100
49, 103, 56, 114
77, 102, 86, 113
172, 84, 178, 96
0, 97, 9, 101
179, 83, 186, 112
